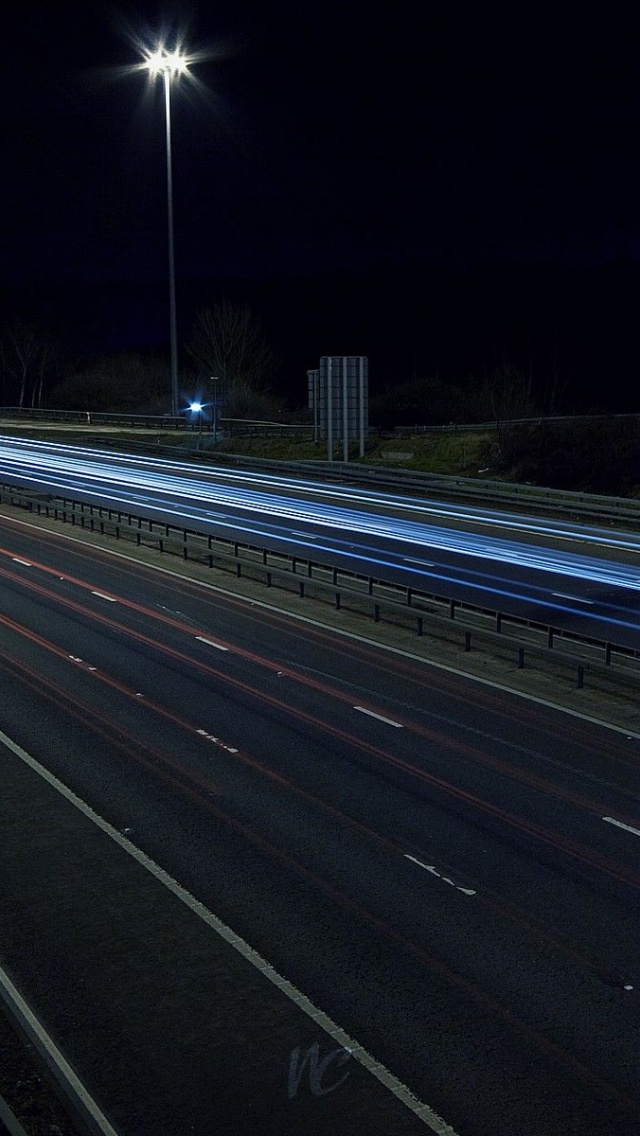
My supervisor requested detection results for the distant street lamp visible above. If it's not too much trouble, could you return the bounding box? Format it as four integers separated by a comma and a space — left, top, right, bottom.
145, 46, 189, 418
189, 400, 203, 443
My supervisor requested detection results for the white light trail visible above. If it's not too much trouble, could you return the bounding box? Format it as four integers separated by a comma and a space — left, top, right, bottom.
1, 437, 640, 619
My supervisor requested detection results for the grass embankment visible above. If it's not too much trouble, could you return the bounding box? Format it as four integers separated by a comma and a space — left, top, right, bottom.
203, 430, 495, 476
0, 423, 494, 478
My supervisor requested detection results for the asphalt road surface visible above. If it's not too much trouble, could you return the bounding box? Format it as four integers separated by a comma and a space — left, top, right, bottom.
1, 512, 640, 1135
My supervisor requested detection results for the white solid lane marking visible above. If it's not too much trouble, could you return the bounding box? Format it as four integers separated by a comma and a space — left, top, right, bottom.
0, 727, 460, 1136
195, 636, 229, 651
290, 530, 317, 539
354, 706, 403, 728
603, 816, 640, 838
404, 854, 476, 896
12, 557, 32, 566
552, 592, 594, 604
0, 967, 119, 1136
91, 591, 117, 602
403, 557, 436, 567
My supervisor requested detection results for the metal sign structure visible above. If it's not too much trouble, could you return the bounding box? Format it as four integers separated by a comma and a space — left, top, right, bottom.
308, 356, 368, 461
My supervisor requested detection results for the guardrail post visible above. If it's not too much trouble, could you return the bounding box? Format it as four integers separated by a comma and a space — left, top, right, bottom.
496, 612, 502, 633
605, 643, 612, 666
548, 628, 554, 649
450, 600, 456, 619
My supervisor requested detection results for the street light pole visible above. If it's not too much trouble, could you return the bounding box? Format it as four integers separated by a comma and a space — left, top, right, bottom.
145, 47, 189, 419
162, 69, 179, 419
211, 375, 219, 439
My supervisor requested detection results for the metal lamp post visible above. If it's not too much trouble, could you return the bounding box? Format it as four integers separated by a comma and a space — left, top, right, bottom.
145, 47, 189, 418
211, 375, 219, 439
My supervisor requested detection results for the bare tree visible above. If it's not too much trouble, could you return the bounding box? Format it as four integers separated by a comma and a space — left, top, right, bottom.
186, 300, 277, 413
1, 323, 43, 407
0, 322, 69, 409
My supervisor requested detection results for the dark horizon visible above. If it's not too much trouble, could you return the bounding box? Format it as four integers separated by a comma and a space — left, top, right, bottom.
2, 256, 640, 418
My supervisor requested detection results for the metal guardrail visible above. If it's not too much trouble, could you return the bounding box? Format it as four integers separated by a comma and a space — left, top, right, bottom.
394, 412, 640, 435
0, 406, 188, 429
2, 482, 639, 696
337, 465, 640, 522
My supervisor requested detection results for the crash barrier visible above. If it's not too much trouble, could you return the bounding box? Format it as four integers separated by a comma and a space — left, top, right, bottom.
2, 482, 639, 698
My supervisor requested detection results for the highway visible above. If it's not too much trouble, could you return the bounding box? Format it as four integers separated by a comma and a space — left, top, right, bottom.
1, 436, 640, 648
1, 509, 640, 1135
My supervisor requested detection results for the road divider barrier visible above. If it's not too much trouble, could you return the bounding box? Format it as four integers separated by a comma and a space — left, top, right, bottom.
2, 482, 640, 697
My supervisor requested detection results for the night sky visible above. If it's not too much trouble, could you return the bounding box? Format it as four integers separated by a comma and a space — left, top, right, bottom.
3, 3, 639, 283
1, 3, 640, 394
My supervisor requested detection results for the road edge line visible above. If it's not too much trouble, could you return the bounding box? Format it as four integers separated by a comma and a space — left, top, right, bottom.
0, 727, 460, 1136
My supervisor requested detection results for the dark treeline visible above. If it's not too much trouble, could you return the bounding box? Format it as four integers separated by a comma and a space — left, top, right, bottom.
492, 419, 640, 495
1, 259, 639, 420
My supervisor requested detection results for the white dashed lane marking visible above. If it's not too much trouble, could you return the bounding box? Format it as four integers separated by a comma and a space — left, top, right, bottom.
603, 816, 640, 838
353, 706, 403, 728
195, 636, 229, 651
404, 854, 476, 896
